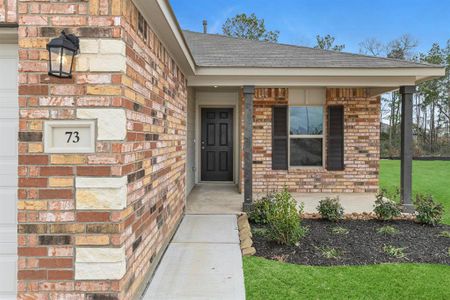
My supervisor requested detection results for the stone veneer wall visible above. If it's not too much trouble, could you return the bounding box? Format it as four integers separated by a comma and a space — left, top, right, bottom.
15, 0, 186, 299
241, 88, 380, 196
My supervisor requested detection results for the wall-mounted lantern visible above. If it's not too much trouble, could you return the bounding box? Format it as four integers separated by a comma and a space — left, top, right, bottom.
46, 31, 80, 78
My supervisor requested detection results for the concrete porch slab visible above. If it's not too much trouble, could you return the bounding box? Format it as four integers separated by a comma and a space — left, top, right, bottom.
186, 184, 243, 215
293, 192, 377, 214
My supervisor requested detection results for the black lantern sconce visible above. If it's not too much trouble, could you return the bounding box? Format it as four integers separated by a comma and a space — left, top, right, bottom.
46, 31, 80, 78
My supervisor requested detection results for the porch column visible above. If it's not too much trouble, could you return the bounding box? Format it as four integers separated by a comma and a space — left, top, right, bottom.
400, 85, 415, 213
243, 85, 255, 211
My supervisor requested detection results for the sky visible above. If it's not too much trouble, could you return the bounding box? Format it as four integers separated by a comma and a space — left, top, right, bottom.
171, 0, 450, 55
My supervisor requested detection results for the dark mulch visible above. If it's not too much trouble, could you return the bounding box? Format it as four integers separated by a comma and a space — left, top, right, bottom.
252, 219, 450, 266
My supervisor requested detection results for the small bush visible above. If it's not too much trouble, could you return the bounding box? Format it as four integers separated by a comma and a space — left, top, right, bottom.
383, 245, 407, 259
377, 225, 399, 235
316, 246, 341, 259
317, 197, 344, 222
251, 227, 269, 238
248, 195, 273, 225
331, 226, 349, 235
414, 194, 444, 226
439, 231, 450, 238
265, 189, 305, 245
373, 189, 401, 221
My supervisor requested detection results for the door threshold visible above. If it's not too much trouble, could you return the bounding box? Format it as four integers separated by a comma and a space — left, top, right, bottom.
197, 181, 236, 185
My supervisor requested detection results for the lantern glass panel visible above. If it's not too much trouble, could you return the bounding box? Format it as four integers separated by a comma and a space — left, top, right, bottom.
49, 47, 62, 76
61, 48, 75, 76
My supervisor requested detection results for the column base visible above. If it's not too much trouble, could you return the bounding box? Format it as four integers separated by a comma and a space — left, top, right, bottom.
242, 202, 253, 212
402, 203, 415, 214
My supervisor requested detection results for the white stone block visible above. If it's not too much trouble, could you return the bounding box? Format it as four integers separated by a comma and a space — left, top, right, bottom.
76, 176, 127, 210
75, 55, 89, 72
80, 39, 99, 54
77, 108, 126, 140
89, 54, 126, 72
75, 246, 126, 280
99, 39, 126, 55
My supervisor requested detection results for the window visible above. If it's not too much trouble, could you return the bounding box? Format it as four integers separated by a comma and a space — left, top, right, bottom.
289, 106, 323, 167
138, 12, 148, 41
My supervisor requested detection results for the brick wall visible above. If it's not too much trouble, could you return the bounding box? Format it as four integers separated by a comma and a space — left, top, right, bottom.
241, 88, 380, 196
0, 0, 16, 23
16, 0, 187, 299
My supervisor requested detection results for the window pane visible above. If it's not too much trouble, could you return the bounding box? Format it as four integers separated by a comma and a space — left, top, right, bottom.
290, 138, 323, 166
290, 107, 323, 135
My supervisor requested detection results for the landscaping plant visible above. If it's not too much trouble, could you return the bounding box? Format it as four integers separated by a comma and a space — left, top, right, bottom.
414, 194, 444, 226
373, 189, 401, 220
377, 225, 399, 235
331, 226, 349, 235
439, 230, 450, 238
248, 195, 274, 225
316, 196, 344, 222
316, 246, 341, 259
383, 245, 407, 259
264, 189, 305, 245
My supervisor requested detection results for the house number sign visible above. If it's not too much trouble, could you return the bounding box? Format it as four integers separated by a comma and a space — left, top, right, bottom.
44, 120, 96, 153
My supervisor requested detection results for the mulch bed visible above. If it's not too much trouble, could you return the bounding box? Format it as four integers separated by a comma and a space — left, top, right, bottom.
252, 219, 450, 266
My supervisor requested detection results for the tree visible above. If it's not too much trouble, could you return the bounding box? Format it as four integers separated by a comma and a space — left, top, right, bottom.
314, 34, 345, 51
386, 34, 418, 59
359, 38, 385, 56
222, 13, 279, 42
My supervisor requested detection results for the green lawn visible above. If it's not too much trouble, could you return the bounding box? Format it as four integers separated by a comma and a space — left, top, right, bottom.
244, 256, 450, 300
380, 160, 450, 225
243, 160, 450, 299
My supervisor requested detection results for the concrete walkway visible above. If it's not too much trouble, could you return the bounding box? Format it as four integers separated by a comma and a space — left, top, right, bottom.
142, 215, 245, 300
186, 184, 243, 215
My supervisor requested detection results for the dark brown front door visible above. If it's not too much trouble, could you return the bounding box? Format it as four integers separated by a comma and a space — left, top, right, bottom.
201, 108, 233, 181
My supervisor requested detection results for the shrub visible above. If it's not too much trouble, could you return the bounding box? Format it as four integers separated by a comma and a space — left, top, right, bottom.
265, 189, 305, 245
317, 197, 344, 222
383, 245, 407, 259
439, 231, 450, 238
316, 246, 341, 259
414, 194, 444, 226
248, 195, 273, 225
373, 189, 401, 221
331, 226, 349, 235
377, 225, 399, 235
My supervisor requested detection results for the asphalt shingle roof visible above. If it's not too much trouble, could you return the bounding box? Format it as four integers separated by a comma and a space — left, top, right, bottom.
182, 30, 439, 69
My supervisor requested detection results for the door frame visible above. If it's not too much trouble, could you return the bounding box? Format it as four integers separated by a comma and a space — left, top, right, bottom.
195, 104, 239, 184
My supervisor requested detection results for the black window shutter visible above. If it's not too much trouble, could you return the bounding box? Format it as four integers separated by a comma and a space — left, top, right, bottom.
327, 105, 344, 171
272, 106, 288, 170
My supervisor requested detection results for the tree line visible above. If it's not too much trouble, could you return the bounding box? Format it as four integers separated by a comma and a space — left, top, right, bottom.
221, 13, 450, 157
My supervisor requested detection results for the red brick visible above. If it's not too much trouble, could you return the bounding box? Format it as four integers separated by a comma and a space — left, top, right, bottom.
39, 258, 73, 269
76, 212, 110, 222
18, 247, 48, 257
40, 166, 74, 176
19, 155, 49, 165
18, 270, 47, 280
19, 178, 47, 187
39, 189, 73, 199
77, 166, 111, 176
48, 270, 74, 280
19, 85, 48, 95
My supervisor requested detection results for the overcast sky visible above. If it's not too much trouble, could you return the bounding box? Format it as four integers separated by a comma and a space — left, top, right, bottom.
171, 0, 450, 55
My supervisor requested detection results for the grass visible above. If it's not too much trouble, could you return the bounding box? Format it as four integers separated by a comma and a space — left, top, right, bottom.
243, 256, 450, 299
380, 160, 450, 225
377, 225, 399, 235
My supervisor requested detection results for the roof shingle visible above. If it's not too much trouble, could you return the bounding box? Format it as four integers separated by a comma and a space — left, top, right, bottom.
182, 30, 439, 69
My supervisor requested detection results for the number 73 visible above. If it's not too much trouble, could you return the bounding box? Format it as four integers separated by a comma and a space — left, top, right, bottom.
65, 131, 80, 143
